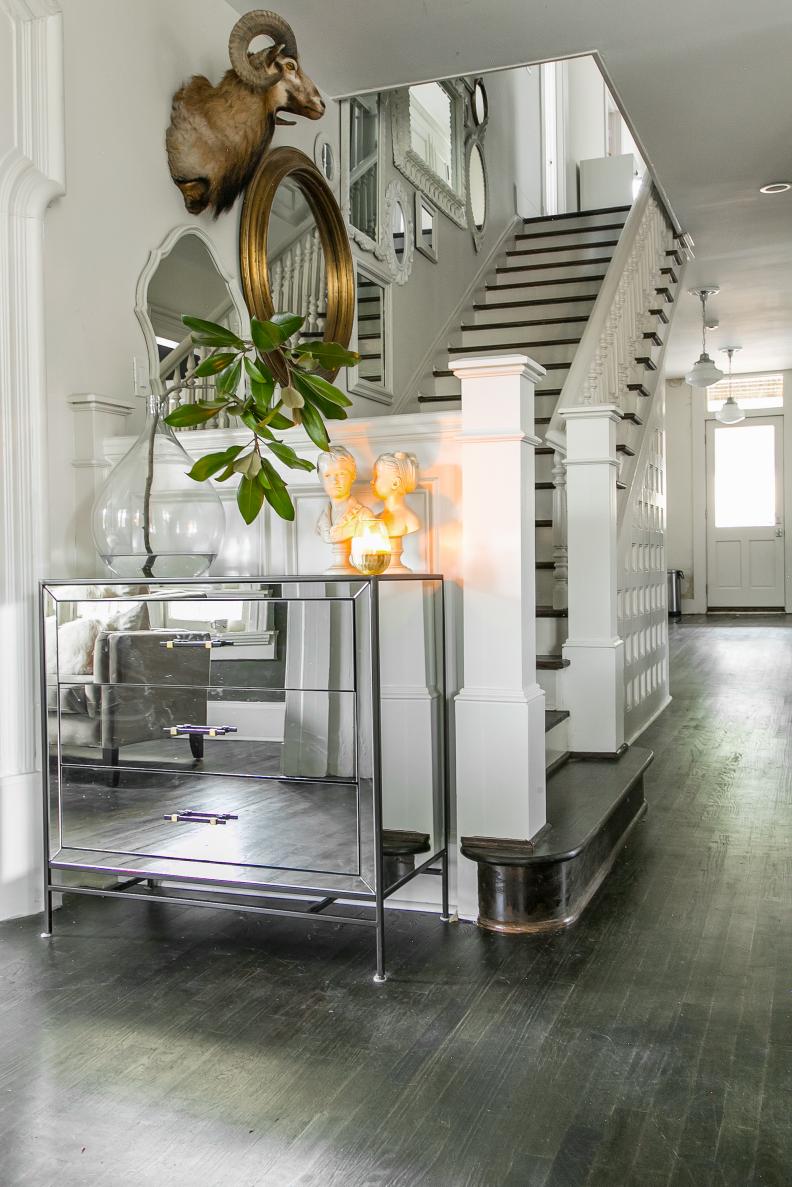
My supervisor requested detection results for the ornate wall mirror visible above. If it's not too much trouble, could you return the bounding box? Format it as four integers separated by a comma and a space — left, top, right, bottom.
415, 192, 438, 262
471, 79, 488, 127
240, 146, 355, 374
314, 132, 337, 184
383, 179, 414, 284
467, 140, 488, 250
135, 227, 243, 398
391, 80, 466, 227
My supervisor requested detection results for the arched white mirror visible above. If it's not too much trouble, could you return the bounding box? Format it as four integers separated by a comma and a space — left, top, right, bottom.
136, 228, 243, 399
467, 141, 488, 249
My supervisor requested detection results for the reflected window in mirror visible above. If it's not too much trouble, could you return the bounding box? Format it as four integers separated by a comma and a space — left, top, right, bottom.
409, 82, 459, 191
472, 79, 488, 127
355, 266, 388, 396
415, 193, 438, 262
468, 142, 488, 248
267, 176, 327, 344
349, 94, 379, 241
392, 201, 406, 263
143, 231, 240, 409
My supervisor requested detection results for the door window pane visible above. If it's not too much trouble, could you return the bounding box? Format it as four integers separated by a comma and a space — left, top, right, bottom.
714, 424, 775, 528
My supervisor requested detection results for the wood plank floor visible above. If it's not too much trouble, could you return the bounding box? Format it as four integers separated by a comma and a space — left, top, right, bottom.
2, 615, 792, 1186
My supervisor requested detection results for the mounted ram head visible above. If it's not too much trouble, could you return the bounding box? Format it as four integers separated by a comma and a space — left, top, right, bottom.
165, 10, 325, 217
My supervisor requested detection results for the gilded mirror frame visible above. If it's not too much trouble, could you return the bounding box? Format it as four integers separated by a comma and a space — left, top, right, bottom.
239, 147, 355, 377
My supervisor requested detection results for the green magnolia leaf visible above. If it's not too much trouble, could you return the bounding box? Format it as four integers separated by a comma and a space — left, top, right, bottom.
250, 375, 275, 412
186, 446, 243, 481
244, 356, 272, 385
260, 457, 287, 490
216, 358, 242, 396
164, 401, 227, 427
293, 370, 352, 408
216, 463, 238, 482
270, 312, 305, 340
295, 341, 360, 369
182, 316, 244, 350
291, 372, 348, 421
268, 411, 294, 431
298, 399, 330, 452
193, 352, 237, 378
240, 409, 261, 434
261, 479, 295, 522
237, 475, 265, 525
250, 318, 282, 354
268, 440, 315, 471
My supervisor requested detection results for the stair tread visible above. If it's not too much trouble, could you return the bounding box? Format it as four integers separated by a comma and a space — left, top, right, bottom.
535, 481, 555, 490
537, 655, 571, 670
488, 275, 607, 292
545, 709, 571, 732
535, 518, 553, 527
616, 443, 635, 456
522, 205, 631, 225
461, 316, 590, 330
515, 221, 627, 242
434, 365, 568, 378
537, 606, 568, 617
473, 295, 597, 311
536, 560, 555, 569
448, 337, 581, 354
507, 239, 619, 256
627, 383, 650, 397
622, 411, 643, 425
497, 257, 613, 273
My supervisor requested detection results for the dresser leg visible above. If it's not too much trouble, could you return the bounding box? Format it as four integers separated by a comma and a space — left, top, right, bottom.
373, 897, 387, 984
440, 849, 451, 922
40, 888, 53, 938
103, 747, 120, 787
189, 734, 204, 761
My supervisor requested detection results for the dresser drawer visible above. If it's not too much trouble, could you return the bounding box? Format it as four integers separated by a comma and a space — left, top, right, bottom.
59, 766, 360, 877
54, 683, 357, 782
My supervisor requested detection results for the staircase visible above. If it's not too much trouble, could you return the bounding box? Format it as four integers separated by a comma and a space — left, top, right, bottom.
418, 192, 683, 767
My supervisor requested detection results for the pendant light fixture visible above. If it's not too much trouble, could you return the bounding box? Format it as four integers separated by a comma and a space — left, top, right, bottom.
715, 347, 744, 424
685, 288, 724, 387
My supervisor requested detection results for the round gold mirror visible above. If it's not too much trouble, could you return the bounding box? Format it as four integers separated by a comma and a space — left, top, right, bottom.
239, 147, 354, 378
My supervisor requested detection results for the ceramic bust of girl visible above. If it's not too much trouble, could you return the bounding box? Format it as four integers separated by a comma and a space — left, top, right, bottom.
315, 446, 374, 573
372, 451, 420, 572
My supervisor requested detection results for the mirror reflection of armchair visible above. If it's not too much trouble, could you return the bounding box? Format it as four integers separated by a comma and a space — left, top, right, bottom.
55, 630, 210, 786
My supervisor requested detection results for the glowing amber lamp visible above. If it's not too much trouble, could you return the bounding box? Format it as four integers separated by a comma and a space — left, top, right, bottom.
350, 519, 392, 575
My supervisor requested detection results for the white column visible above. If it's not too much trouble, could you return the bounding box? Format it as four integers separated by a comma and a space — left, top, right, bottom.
561, 404, 625, 754
0, 2, 65, 922
450, 354, 547, 922
69, 394, 135, 575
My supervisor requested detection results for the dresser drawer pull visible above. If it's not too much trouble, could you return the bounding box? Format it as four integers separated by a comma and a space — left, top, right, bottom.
164, 724, 238, 738
160, 638, 232, 650
163, 810, 239, 826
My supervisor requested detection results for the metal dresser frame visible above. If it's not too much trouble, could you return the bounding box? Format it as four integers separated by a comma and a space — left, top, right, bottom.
39, 574, 450, 983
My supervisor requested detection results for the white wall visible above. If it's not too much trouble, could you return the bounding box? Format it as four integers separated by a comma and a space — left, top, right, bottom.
564, 57, 607, 210
44, 0, 341, 576
665, 371, 792, 611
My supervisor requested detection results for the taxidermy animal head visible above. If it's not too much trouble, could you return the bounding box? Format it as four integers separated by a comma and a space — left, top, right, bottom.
166, 9, 325, 217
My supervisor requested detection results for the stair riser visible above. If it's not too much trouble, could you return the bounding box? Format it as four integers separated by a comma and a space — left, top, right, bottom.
535, 453, 555, 483
426, 374, 567, 404
471, 299, 597, 325
515, 226, 626, 253
535, 523, 553, 554
521, 210, 629, 235
481, 279, 603, 304
544, 715, 570, 769
538, 667, 564, 711
454, 323, 584, 348
504, 243, 618, 267
535, 488, 553, 519
493, 260, 612, 285
537, 615, 567, 654
536, 567, 556, 605
446, 342, 577, 368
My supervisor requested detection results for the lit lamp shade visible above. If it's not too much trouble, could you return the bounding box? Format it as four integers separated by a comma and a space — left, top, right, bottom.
350, 519, 392, 575
715, 396, 745, 425
685, 353, 724, 388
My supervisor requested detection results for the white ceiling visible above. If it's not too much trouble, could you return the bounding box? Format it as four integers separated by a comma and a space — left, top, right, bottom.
229, 0, 792, 376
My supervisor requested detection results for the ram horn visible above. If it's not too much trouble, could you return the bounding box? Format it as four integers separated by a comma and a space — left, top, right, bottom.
228, 10, 299, 89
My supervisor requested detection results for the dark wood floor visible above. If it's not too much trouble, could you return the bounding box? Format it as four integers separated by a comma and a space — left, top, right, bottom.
2, 616, 792, 1185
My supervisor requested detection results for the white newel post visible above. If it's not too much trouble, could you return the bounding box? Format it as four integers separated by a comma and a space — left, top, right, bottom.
450, 354, 547, 922
0, 2, 64, 921
561, 405, 625, 754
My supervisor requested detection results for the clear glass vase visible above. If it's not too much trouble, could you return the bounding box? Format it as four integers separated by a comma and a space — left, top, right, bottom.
92, 395, 225, 579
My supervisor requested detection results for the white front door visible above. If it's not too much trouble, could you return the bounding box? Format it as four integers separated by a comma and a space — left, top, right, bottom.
706, 415, 785, 608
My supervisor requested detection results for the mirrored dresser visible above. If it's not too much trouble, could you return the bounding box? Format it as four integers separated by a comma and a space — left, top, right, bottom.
40, 575, 448, 981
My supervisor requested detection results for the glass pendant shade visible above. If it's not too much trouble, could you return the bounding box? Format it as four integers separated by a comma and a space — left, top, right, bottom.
92, 396, 225, 578
715, 396, 745, 425
685, 352, 724, 388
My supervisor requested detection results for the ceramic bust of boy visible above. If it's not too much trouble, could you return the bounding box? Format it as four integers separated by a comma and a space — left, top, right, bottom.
372, 451, 420, 572
315, 446, 374, 574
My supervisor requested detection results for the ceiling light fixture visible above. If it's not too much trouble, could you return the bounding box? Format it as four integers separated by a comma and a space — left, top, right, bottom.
759, 182, 791, 194
685, 288, 724, 387
715, 347, 744, 424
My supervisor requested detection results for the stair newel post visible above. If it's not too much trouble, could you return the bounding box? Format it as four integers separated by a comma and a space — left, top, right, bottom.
552, 450, 568, 610
450, 353, 548, 921
560, 404, 625, 755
